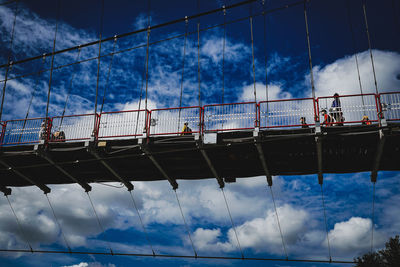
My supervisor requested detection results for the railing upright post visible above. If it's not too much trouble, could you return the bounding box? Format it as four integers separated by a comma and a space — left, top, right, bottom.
0, 122, 6, 145
146, 110, 151, 138
256, 103, 260, 128
46, 118, 53, 143
95, 113, 101, 140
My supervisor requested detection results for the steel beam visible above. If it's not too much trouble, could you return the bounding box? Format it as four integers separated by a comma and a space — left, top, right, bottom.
255, 142, 273, 186
39, 152, 92, 192
141, 146, 178, 190
0, 159, 51, 194
370, 129, 386, 183
315, 136, 323, 185
90, 151, 134, 191
199, 148, 224, 188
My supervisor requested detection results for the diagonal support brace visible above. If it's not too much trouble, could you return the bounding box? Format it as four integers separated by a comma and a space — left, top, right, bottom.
199, 147, 224, 188
90, 151, 134, 191
315, 135, 323, 185
0, 160, 51, 194
39, 151, 92, 192
141, 146, 178, 190
370, 129, 386, 183
255, 142, 272, 186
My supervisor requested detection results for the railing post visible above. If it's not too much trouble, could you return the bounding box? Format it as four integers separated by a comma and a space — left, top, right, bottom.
95, 113, 101, 140
256, 103, 260, 128
200, 107, 204, 136
0, 122, 6, 145
46, 118, 53, 143
146, 110, 151, 138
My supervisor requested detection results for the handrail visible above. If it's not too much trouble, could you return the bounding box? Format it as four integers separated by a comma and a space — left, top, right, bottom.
0, 92, 399, 146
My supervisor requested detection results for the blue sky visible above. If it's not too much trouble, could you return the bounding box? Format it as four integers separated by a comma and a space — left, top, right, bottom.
0, 0, 400, 266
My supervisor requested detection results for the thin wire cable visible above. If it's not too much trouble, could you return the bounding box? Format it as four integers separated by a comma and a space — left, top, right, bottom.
370, 181, 376, 252
173, 189, 197, 257
197, 0, 201, 107
0, 0, 19, 122
1, 0, 307, 84
362, 0, 378, 95
262, 0, 270, 125
5, 195, 33, 252
221, 188, 244, 258
346, 0, 365, 114
99, 37, 118, 114
144, 27, 151, 116
129, 191, 155, 256
250, 15, 257, 127
59, 48, 81, 128
320, 184, 332, 262
177, 17, 189, 133
45, 193, 71, 252
0, 248, 356, 263
86, 192, 114, 254
45, 0, 60, 128
269, 186, 288, 259
94, 0, 105, 134
303, 0, 316, 101
134, 52, 147, 137
221, 5, 227, 104
0, 0, 17, 6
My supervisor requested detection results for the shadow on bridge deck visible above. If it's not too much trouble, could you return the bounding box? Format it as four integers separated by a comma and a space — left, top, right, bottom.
0, 123, 399, 188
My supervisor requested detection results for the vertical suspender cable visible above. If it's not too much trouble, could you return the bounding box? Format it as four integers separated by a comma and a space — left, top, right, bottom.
99, 36, 118, 114
86, 192, 114, 254
269, 186, 288, 259
320, 184, 332, 262
45, 193, 71, 252
221, 188, 244, 258
5, 195, 33, 252
221, 5, 226, 104
178, 17, 189, 132
197, 0, 201, 107
362, 0, 378, 95
346, 0, 365, 114
134, 56, 146, 136
18, 55, 47, 142
94, 0, 105, 134
144, 0, 151, 115
129, 191, 155, 255
303, 0, 316, 101
59, 47, 81, 128
370, 181, 376, 252
250, 13, 257, 105
173, 189, 197, 257
262, 0, 269, 103
45, 0, 60, 127
0, 0, 19, 122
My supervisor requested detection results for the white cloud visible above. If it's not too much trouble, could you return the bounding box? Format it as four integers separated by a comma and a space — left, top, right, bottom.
239, 82, 292, 102
62, 262, 116, 267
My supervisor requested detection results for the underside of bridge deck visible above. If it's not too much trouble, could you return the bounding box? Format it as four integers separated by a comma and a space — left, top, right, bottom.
0, 123, 399, 188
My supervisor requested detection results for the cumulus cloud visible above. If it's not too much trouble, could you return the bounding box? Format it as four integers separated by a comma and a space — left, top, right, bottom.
63, 262, 116, 267
240, 82, 292, 102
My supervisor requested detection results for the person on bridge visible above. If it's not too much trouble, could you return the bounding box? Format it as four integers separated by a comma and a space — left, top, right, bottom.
321, 109, 334, 126
362, 115, 372, 125
181, 122, 192, 135
300, 117, 309, 128
330, 93, 344, 126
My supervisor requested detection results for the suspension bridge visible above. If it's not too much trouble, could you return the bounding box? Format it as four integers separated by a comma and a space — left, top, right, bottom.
0, 0, 399, 264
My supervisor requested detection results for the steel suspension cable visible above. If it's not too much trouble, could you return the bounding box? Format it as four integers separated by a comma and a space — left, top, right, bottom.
221, 188, 244, 258
99, 36, 118, 114
129, 191, 155, 255
221, 5, 227, 104
346, 0, 365, 114
134, 55, 147, 137
269, 186, 288, 259
59, 47, 81, 129
177, 17, 189, 133
144, 28, 150, 116
86, 192, 114, 254
303, 0, 316, 101
173, 189, 197, 257
250, 11, 257, 106
0, 0, 19, 122
18, 55, 47, 143
5, 195, 33, 252
45, 193, 71, 252
197, 0, 201, 107
94, 0, 105, 135
262, 0, 270, 125
370, 181, 376, 252
320, 184, 332, 262
362, 0, 378, 95
1, 0, 307, 85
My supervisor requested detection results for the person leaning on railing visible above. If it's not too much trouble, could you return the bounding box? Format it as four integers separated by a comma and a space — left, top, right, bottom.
180, 122, 192, 135
330, 93, 344, 126
321, 109, 334, 126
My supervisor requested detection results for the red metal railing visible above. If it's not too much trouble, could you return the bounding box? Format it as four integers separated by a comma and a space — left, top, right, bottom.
148, 106, 202, 136
98, 109, 149, 139
0, 92, 399, 146
379, 92, 400, 121
51, 114, 99, 142
316, 94, 379, 126
203, 102, 257, 132
259, 98, 316, 128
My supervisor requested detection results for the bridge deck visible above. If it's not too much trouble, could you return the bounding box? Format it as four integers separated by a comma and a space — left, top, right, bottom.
0, 123, 399, 188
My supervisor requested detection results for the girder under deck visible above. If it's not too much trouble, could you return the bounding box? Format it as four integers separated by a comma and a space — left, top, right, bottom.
0, 123, 399, 188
